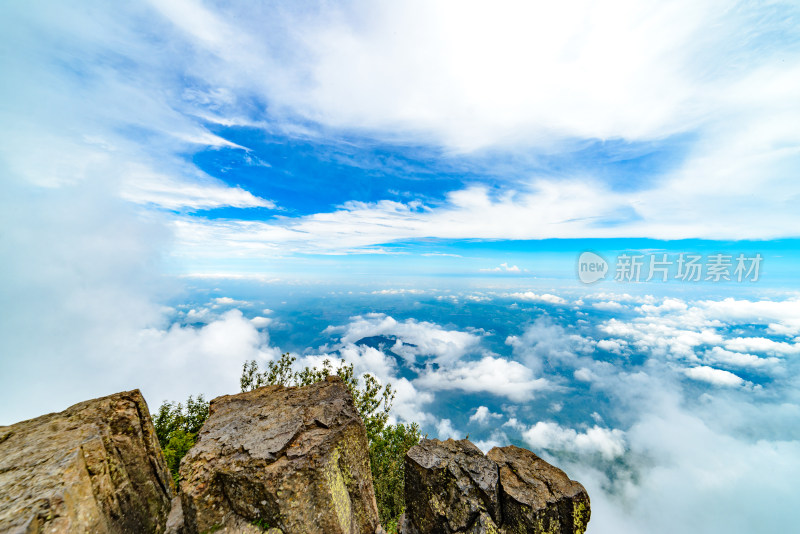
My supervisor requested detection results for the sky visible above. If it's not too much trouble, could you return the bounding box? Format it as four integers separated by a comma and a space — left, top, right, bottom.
1, 1, 800, 533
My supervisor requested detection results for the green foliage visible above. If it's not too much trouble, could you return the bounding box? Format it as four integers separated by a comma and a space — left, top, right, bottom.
251, 517, 272, 530
241, 353, 420, 528
154, 394, 209, 484
370, 422, 422, 528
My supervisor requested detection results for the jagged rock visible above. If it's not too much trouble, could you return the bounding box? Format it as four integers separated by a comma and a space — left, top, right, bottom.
487, 446, 590, 534
165, 497, 185, 534
397, 513, 416, 534
402, 440, 590, 534
0, 390, 173, 533
466, 512, 500, 534
404, 439, 501, 533
179, 376, 380, 534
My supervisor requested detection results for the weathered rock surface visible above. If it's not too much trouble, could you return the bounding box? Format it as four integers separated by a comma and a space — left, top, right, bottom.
0, 390, 173, 533
487, 446, 589, 534
405, 439, 500, 533
179, 376, 380, 534
403, 439, 590, 534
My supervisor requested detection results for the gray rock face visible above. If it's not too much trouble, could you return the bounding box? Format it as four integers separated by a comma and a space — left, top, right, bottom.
179, 376, 380, 534
405, 439, 500, 533
403, 439, 590, 534
487, 446, 590, 534
0, 390, 173, 533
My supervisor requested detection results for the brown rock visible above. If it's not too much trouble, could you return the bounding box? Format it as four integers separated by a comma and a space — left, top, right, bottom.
403, 440, 590, 534
487, 445, 590, 534
179, 376, 380, 534
0, 390, 173, 533
404, 439, 500, 533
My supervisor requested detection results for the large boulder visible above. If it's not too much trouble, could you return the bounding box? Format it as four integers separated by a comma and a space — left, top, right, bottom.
402, 439, 590, 534
179, 376, 380, 534
404, 439, 500, 533
487, 446, 590, 534
0, 390, 173, 533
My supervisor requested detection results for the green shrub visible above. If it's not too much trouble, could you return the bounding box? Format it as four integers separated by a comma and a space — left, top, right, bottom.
153, 394, 209, 484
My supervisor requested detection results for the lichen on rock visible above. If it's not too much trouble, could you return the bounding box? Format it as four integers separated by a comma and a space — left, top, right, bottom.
0, 390, 173, 533
402, 439, 590, 534
179, 376, 380, 534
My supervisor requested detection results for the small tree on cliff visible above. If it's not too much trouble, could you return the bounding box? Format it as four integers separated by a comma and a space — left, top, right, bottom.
153, 394, 209, 484
241, 353, 420, 530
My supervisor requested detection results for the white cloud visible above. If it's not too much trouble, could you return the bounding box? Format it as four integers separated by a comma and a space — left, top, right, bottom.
506, 317, 593, 371
213, 296, 250, 307
120, 170, 273, 210
522, 421, 627, 461
597, 339, 625, 354
250, 316, 272, 328
330, 313, 482, 364
371, 288, 427, 295
597, 296, 800, 373
507, 292, 566, 304
474, 431, 510, 454
724, 337, 800, 356
586, 293, 656, 304
480, 262, 522, 273
503, 417, 526, 431
684, 366, 745, 388
578, 396, 800, 534
415, 356, 551, 402
592, 301, 625, 311
574, 367, 598, 382
638, 297, 689, 315
436, 418, 462, 440
469, 405, 502, 424
705, 347, 780, 369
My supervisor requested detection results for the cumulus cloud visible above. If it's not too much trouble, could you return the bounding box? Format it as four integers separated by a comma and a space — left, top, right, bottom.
705, 347, 780, 369
474, 431, 510, 454
507, 292, 566, 304
597, 339, 625, 354
480, 262, 523, 273
328, 313, 482, 364
724, 337, 800, 356
415, 356, 551, 402
684, 366, 745, 387
592, 300, 625, 311
597, 296, 800, 370
436, 419, 462, 440
213, 296, 250, 307
469, 406, 503, 424
576, 394, 800, 534
523, 422, 627, 461
506, 317, 594, 372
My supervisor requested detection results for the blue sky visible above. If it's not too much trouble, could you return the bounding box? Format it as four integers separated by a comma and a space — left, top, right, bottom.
2, 1, 800, 533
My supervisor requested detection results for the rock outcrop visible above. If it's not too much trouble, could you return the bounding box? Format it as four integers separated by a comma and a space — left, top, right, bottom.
0, 390, 173, 533
487, 446, 590, 534
403, 439, 590, 534
404, 439, 500, 533
178, 376, 380, 534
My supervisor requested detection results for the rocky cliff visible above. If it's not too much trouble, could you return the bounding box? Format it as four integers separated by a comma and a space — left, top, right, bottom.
0, 383, 590, 534
178, 375, 380, 534
401, 439, 590, 534
0, 390, 173, 533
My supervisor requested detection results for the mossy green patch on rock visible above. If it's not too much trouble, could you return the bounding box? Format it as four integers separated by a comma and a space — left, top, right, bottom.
179, 377, 379, 533
324, 447, 353, 533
